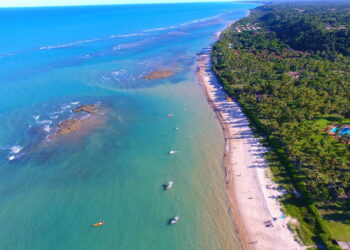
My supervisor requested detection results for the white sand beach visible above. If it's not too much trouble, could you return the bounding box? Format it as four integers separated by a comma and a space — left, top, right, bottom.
197, 46, 303, 249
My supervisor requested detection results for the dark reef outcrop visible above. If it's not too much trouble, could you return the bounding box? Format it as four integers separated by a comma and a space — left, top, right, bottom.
72, 104, 99, 113
55, 104, 101, 136
142, 70, 175, 80
57, 119, 81, 135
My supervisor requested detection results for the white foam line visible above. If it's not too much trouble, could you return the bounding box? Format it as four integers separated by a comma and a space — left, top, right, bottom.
38, 14, 221, 51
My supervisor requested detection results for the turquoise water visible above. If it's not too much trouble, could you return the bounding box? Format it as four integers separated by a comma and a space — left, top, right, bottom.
0, 3, 257, 249
331, 127, 350, 136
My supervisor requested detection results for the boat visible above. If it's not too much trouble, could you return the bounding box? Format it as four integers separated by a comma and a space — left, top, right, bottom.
92, 221, 105, 227
165, 181, 173, 190
170, 216, 179, 224
168, 150, 176, 154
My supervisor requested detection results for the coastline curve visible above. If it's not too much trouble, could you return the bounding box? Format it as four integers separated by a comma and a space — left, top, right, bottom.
196, 29, 302, 250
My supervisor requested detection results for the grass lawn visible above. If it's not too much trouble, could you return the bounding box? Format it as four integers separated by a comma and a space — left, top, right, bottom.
325, 220, 350, 242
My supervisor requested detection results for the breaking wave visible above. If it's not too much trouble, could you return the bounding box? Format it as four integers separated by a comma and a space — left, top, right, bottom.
36, 14, 221, 51
10, 145, 23, 154
8, 145, 23, 161
39, 38, 101, 50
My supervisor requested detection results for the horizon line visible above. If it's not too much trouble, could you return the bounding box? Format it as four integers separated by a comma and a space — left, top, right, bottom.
0, 0, 250, 8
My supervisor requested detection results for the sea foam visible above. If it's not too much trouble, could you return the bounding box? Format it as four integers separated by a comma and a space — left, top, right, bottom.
8, 155, 15, 161
111, 69, 126, 76
36, 120, 52, 125
42, 125, 51, 133
8, 145, 23, 161
10, 145, 23, 154
39, 38, 101, 50
110, 32, 146, 38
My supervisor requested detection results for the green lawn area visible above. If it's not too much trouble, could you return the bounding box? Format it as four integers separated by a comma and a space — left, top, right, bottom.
319, 205, 350, 242
325, 220, 350, 242
313, 118, 350, 242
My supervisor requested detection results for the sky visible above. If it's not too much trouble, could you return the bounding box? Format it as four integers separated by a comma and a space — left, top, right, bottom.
0, 0, 237, 8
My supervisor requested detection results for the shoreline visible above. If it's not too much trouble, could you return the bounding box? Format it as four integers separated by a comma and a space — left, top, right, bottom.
196, 25, 302, 249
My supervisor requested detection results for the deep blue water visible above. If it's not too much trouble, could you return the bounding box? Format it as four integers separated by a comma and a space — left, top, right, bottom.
0, 3, 257, 250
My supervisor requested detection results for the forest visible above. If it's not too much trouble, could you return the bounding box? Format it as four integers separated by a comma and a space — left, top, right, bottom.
212, 2, 350, 247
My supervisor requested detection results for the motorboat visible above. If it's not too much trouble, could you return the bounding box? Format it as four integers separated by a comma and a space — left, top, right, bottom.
92, 221, 105, 227
170, 216, 179, 224
168, 150, 176, 154
165, 181, 173, 190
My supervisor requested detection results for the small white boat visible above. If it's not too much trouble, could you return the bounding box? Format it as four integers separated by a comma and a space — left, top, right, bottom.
168, 150, 176, 154
166, 181, 173, 190
170, 216, 179, 224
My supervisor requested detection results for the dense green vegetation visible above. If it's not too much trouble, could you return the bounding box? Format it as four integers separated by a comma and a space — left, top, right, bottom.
212, 1, 350, 248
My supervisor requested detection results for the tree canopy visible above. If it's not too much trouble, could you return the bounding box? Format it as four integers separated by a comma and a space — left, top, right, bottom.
212, 2, 350, 245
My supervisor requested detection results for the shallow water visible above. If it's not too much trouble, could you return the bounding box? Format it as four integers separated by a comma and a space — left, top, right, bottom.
0, 3, 257, 249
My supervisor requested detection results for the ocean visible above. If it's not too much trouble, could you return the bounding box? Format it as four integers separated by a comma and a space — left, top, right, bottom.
0, 2, 257, 249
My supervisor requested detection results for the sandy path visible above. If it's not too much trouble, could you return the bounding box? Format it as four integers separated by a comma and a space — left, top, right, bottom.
196, 47, 302, 250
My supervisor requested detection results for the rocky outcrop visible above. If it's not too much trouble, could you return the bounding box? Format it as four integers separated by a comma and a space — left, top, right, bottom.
57, 119, 81, 135
72, 104, 98, 113
55, 104, 101, 136
142, 70, 175, 80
